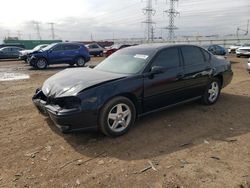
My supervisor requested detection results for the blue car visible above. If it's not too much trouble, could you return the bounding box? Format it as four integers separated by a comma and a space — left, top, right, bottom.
203, 45, 227, 56
28, 42, 90, 69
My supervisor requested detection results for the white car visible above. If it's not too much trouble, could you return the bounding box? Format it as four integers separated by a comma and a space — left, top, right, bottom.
247, 58, 250, 73
236, 45, 250, 57
228, 44, 242, 53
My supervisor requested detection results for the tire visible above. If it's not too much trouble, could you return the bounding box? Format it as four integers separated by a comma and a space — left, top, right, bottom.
99, 96, 136, 137
36, 58, 48, 69
99, 52, 103, 57
76, 57, 86, 67
201, 78, 221, 105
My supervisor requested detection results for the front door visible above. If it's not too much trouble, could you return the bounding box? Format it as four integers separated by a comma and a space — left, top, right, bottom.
143, 47, 186, 112
48, 44, 65, 64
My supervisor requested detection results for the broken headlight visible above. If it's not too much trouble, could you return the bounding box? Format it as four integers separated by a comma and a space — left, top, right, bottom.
54, 96, 81, 109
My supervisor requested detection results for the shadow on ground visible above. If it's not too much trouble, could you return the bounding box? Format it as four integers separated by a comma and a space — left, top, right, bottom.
46, 93, 250, 161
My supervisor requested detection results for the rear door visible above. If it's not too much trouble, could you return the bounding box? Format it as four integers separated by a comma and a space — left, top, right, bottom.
180, 46, 212, 98
143, 47, 186, 112
63, 44, 80, 63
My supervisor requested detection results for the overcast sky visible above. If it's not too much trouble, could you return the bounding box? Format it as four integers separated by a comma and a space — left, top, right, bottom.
0, 0, 249, 42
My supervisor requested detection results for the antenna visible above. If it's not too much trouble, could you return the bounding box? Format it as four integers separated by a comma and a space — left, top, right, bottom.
163, 0, 180, 41
142, 0, 156, 42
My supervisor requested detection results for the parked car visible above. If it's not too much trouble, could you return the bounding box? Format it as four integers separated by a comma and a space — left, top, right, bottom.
104, 44, 132, 57
28, 42, 90, 69
228, 43, 242, 53
236, 45, 250, 57
0, 44, 25, 49
203, 45, 227, 56
32, 44, 233, 137
86, 43, 104, 57
19, 44, 48, 62
0, 47, 24, 59
247, 58, 250, 73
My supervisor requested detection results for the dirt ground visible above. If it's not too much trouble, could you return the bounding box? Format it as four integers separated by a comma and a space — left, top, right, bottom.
0, 55, 250, 188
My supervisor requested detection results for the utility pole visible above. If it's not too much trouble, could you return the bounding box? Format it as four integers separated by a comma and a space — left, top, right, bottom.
163, 0, 180, 41
142, 0, 156, 42
236, 19, 250, 39
33, 21, 41, 40
150, 26, 155, 41
17, 30, 21, 39
48, 22, 55, 40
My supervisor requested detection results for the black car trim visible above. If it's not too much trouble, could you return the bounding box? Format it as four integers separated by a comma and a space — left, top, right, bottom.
139, 96, 202, 117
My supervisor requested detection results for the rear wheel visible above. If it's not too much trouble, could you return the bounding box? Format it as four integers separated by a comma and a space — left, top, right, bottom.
201, 78, 221, 105
76, 57, 86, 67
36, 58, 48, 69
99, 97, 136, 137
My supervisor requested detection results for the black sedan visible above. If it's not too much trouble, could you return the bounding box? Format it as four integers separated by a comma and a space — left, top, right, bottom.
33, 44, 233, 137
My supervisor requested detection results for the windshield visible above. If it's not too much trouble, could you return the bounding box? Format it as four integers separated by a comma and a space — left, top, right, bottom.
94, 48, 154, 74
41, 43, 57, 51
33, 45, 43, 51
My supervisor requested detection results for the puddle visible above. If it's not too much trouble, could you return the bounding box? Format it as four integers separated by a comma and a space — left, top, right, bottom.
0, 72, 30, 81
0, 68, 30, 81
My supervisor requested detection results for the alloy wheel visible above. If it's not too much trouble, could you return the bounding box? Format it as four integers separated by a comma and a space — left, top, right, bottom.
36, 59, 47, 69
208, 81, 219, 102
107, 103, 132, 133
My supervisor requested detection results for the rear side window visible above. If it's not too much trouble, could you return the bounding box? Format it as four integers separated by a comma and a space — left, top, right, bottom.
181, 46, 205, 65
64, 45, 80, 51
152, 48, 180, 69
201, 49, 211, 62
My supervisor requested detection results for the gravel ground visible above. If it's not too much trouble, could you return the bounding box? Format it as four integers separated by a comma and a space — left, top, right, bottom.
0, 55, 250, 188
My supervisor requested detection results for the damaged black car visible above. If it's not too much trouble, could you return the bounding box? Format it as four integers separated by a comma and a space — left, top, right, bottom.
33, 44, 233, 137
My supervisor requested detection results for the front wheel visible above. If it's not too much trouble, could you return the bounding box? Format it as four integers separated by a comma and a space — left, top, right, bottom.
99, 97, 136, 137
201, 78, 221, 105
76, 57, 86, 67
36, 58, 48, 69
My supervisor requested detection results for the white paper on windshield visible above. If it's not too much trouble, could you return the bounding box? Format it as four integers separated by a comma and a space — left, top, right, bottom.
134, 54, 148, 60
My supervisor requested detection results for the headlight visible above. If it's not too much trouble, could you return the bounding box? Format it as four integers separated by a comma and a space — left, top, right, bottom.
54, 97, 81, 109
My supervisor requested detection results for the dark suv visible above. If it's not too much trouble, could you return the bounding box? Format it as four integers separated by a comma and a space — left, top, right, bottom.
28, 43, 90, 69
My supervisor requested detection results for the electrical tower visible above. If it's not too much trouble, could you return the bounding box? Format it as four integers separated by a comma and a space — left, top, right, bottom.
236, 19, 249, 37
142, 0, 156, 42
33, 21, 41, 40
48, 22, 55, 40
163, 0, 180, 41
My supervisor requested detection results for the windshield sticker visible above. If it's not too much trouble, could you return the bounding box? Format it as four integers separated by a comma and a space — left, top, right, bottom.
134, 54, 149, 60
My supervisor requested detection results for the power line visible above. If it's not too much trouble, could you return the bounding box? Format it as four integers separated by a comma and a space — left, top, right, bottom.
32, 21, 41, 40
142, 0, 156, 42
48, 22, 55, 40
163, 0, 180, 41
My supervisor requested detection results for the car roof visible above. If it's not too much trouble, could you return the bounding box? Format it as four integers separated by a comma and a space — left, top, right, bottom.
56, 42, 84, 46
128, 43, 202, 51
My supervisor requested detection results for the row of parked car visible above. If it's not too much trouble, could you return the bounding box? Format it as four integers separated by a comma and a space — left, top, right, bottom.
228, 43, 250, 57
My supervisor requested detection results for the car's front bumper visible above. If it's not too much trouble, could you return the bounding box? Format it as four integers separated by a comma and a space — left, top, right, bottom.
19, 55, 28, 61
32, 90, 98, 132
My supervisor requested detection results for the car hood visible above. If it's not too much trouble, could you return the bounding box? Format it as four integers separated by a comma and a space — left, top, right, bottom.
20, 50, 32, 55
238, 46, 250, 50
42, 68, 126, 98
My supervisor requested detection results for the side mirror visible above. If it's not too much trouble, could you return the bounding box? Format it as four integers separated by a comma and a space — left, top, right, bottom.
150, 66, 164, 75
48, 49, 53, 53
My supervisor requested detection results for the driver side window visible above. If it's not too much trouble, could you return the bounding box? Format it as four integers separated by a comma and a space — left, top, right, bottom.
53, 45, 63, 51
152, 48, 180, 69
